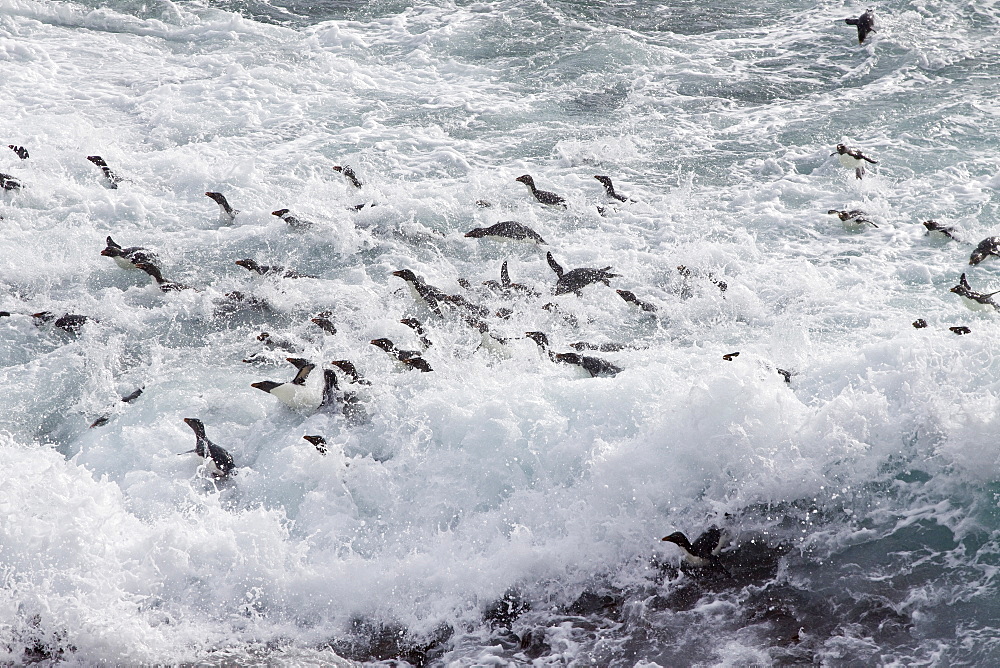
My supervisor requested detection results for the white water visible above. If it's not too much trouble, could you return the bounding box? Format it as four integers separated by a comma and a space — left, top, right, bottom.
3, 0, 1000, 664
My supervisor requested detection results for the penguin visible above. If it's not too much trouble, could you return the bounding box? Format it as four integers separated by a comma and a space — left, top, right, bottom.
950, 326, 972, 335
482, 261, 541, 297
135, 262, 194, 292
950, 273, 1000, 311
676, 265, 728, 295
617, 289, 657, 313
831, 144, 878, 179
32, 311, 91, 335
333, 165, 363, 189
464, 316, 513, 359
215, 291, 270, 315
844, 9, 876, 44
594, 175, 632, 203
827, 209, 878, 230
89, 387, 144, 428
553, 352, 622, 378
546, 252, 620, 296
330, 360, 370, 385
465, 221, 547, 244
180, 418, 236, 479
86, 155, 124, 188
722, 352, 740, 361
8, 145, 28, 160
540, 302, 581, 328
0, 173, 22, 190
401, 318, 433, 349
969, 237, 1000, 266
271, 208, 313, 231
923, 220, 958, 241
661, 526, 730, 569
235, 259, 316, 279
515, 175, 566, 207
392, 269, 489, 319
912, 319, 928, 329
205, 191, 239, 224
370, 338, 433, 372
251, 357, 327, 412
242, 331, 301, 364
311, 315, 338, 335
302, 434, 328, 455
101, 236, 158, 270
568, 341, 630, 352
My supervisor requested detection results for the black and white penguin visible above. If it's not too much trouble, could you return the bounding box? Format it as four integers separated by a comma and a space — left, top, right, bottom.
8, 145, 28, 160
330, 360, 370, 385
333, 165, 363, 189
180, 418, 236, 479
401, 318, 433, 349
676, 265, 728, 295
101, 236, 158, 270
831, 144, 878, 179
969, 237, 1000, 266
311, 315, 338, 335
553, 352, 622, 378
205, 191, 239, 224
950, 326, 972, 335
135, 262, 194, 292
465, 221, 547, 245
617, 289, 657, 313
251, 357, 329, 412
827, 209, 878, 230
568, 341, 630, 352
951, 273, 1000, 311
370, 338, 433, 372
90, 387, 144, 428
392, 269, 489, 319
0, 173, 22, 191
845, 9, 876, 44
547, 252, 620, 296
463, 316, 513, 359
235, 259, 316, 279
271, 208, 314, 231
594, 175, 632, 203
515, 175, 566, 207
482, 261, 541, 298
32, 311, 91, 335
86, 156, 124, 189
302, 434, 328, 455
661, 526, 729, 568
242, 331, 301, 364
923, 220, 958, 241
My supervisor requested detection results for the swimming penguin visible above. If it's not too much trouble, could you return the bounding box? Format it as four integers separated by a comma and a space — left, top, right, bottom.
135, 262, 195, 292
547, 252, 620, 296
912, 319, 928, 329
392, 269, 489, 319
101, 236, 158, 270
568, 340, 630, 352
86, 155, 123, 189
969, 237, 1000, 265
676, 265, 728, 296
311, 315, 338, 335
553, 352, 622, 378
330, 360, 370, 385
180, 418, 236, 479
8, 145, 28, 160
617, 289, 657, 313
827, 209, 878, 230
950, 326, 972, 335
465, 221, 547, 244
515, 175, 567, 207
32, 311, 91, 335
242, 331, 301, 364
302, 434, 328, 455
482, 261, 541, 298
722, 352, 740, 361
951, 273, 1000, 311
370, 338, 433, 372
463, 316, 513, 359
89, 387, 144, 428
235, 259, 316, 279
205, 191, 239, 224
251, 357, 328, 412
831, 144, 878, 179
845, 9, 876, 44
271, 208, 314, 231
401, 317, 433, 349
922, 220, 959, 240
333, 165, 363, 189
661, 526, 729, 569
0, 173, 22, 190
594, 175, 632, 203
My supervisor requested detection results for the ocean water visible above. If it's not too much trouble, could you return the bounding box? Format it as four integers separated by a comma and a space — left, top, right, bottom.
2, 0, 1000, 664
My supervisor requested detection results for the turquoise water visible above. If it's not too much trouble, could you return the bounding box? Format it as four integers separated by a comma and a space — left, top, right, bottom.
2, 0, 1000, 663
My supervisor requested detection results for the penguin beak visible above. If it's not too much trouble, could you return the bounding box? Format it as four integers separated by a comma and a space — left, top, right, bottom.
178, 449, 197, 455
